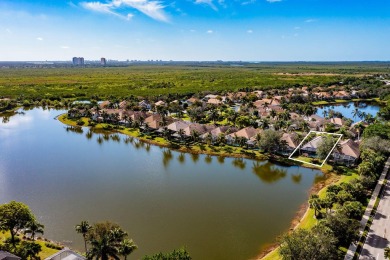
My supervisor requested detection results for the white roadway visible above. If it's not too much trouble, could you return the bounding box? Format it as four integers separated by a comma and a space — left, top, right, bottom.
360, 164, 390, 260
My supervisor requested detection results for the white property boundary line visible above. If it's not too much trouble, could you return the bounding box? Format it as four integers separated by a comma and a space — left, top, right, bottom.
288, 130, 343, 168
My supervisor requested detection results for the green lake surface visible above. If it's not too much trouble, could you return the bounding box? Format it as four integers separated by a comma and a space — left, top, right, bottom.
0, 108, 324, 260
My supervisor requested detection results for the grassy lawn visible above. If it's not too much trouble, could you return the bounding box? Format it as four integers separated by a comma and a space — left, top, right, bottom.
312, 98, 386, 106
0, 232, 60, 259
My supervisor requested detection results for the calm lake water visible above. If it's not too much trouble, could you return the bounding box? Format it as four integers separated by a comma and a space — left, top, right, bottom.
0, 108, 323, 260
316, 101, 381, 122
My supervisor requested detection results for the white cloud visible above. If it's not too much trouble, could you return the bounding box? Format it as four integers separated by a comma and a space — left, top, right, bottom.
294, 26, 300, 30
241, 0, 256, 5
305, 19, 317, 23
195, 0, 218, 11
266, 0, 281, 2
247, 29, 253, 33
5, 28, 12, 34
60, 46, 70, 49
36, 37, 43, 41
206, 30, 213, 34
81, 0, 167, 22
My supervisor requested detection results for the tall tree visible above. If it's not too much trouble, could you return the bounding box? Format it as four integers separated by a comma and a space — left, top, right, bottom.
0, 201, 35, 247
85, 221, 134, 260
279, 228, 338, 260
24, 220, 44, 240
118, 239, 138, 260
257, 129, 282, 154
316, 135, 337, 160
75, 220, 92, 253
309, 194, 322, 218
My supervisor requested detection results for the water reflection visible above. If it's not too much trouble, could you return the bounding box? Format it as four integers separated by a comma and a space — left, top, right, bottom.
162, 149, 173, 167
191, 153, 199, 163
291, 174, 302, 184
85, 130, 93, 140
65, 126, 83, 134
61, 124, 313, 187
232, 158, 246, 169
110, 134, 121, 143
217, 156, 225, 164
205, 155, 212, 164
252, 161, 287, 183
178, 153, 185, 164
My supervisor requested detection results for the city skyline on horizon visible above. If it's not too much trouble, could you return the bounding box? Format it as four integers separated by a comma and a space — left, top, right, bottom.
1, 0, 390, 61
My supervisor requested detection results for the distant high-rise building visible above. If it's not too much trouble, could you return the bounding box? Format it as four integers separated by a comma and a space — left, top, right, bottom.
100, 58, 107, 66
72, 57, 84, 66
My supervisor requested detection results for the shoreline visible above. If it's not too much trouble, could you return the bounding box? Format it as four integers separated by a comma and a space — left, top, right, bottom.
57, 113, 332, 168
57, 113, 338, 259
256, 171, 340, 259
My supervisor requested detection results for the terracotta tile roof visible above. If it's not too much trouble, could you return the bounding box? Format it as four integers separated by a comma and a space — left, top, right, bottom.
281, 133, 299, 148
207, 98, 222, 105
228, 127, 260, 139
336, 139, 360, 158
330, 117, 345, 126
167, 121, 191, 132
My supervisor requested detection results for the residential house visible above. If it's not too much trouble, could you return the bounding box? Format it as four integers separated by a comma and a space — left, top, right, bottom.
203, 94, 218, 100
300, 136, 325, 155
332, 139, 360, 165
306, 114, 325, 131
144, 114, 170, 130
186, 97, 200, 106
207, 98, 223, 105
280, 132, 300, 153
252, 90, 264, 98
289, 112, 301, 120
329, 117, 345, 127
253, 98, 281, 108
227, 92, 247, 103
155, 100, 166, 107
167, 121, 191, 133
201, 126, 237, 143
314, 92, 332, 100
138, 100, 151, 110
44, 248, 86, 260
0, 251, 21, 260
119, 100, 128, 109
99, 101, 110, 109
333, 91, 350, 99
183, 123, 214, 137
226, 127, 260, 145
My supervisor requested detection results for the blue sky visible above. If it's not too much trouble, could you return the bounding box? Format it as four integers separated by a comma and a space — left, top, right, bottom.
1, 0, 389, 61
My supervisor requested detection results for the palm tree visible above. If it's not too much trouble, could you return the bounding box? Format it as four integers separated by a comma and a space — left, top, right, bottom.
162, 127, 171, 140
352, 108, 361, 120
269, 109, 277, 119
118, 239, 138, 260
205, 133, 213, 145
24, 220, 44, 240
309, 194, 322, 218
191, 130, 200, 143
76, 220, 92, 253
322, 110, 328, 119
87, 234, 120, 260
258, 118, 269, 130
